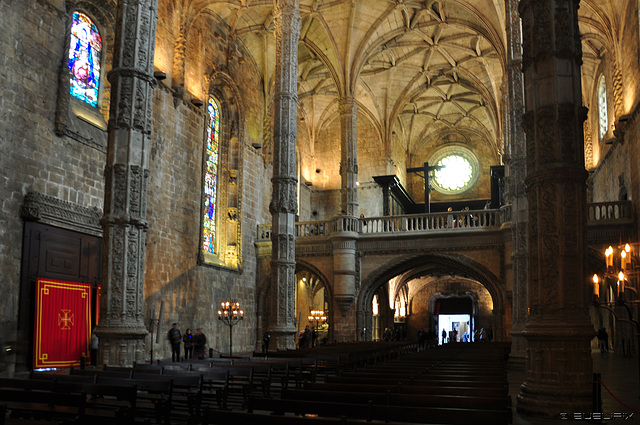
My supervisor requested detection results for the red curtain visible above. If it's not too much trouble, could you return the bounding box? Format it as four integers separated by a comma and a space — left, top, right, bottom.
34, 278, 92, 369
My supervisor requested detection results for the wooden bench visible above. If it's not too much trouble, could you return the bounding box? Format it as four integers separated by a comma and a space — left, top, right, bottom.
95, 376, 172, 424
325, 374, 508, 390
282, 388, 511, 410
304, 381, 508, 398
0, 382, 137, 425
0, 387, 88, 424
201, 406, 413, 425
248, 396, 512, 425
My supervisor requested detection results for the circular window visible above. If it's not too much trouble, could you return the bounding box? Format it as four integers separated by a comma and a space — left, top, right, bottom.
429, 147, 479, 195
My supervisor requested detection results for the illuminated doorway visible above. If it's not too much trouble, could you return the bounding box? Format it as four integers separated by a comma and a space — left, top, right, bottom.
434, 295, 475, 344
438, 314, 472, 344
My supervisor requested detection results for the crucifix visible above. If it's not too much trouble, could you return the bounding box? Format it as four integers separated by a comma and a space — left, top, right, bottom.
407, 162, 445, 213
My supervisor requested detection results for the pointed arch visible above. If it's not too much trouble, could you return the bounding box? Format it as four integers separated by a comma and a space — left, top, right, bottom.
356, 253, 506, 342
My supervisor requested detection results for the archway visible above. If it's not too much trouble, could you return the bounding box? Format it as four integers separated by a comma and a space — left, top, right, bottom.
295, 262, 333, 348
357, 253, 504, 344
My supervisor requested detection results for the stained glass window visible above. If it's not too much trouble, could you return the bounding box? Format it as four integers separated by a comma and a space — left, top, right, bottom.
202, 96, 220, 255
598, 75, 608, 140
68, 11, 102, 107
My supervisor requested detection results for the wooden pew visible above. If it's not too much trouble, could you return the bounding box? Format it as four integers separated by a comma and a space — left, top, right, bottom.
248, 395, 512, 425
0, 380, 138, 425
324, 374, 508, 390
202, 407, 412, 425
282, 388, 511, 410
304, 381, 508, 398
0, 387, 88, 424
96, 376, 172, 424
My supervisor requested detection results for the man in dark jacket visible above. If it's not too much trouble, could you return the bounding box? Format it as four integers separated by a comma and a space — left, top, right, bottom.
168, 323, 182, 362
193, 328, 207, 359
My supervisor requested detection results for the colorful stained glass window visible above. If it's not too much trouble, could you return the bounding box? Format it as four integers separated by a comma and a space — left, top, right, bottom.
203, 97, 220, 255
68, 11, 102, 107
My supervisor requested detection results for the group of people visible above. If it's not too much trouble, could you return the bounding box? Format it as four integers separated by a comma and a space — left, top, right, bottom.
439, 327, 492, 344
298, 325, 318, 349
382, 326, 406, 342
168, 324, 207, 362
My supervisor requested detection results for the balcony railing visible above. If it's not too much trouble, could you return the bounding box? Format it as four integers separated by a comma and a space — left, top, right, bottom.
257, 209, 503, 241
587, 201, 634, 225
360, 209, 501, 234
256, 201, 633, 243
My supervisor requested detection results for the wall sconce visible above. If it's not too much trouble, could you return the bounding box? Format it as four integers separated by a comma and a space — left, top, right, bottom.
153, 70, 167, 81
191, 98, 203, 107
252, 142, 262, 149
304, 181, 313, 187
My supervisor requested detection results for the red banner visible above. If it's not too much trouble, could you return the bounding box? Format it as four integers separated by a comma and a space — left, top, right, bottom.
34, 278, 92, 369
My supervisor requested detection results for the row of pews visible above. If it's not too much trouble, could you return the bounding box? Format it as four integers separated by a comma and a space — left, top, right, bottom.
206, 342, 512, 425
0, 342, 511, 424
0, 341, 410, 424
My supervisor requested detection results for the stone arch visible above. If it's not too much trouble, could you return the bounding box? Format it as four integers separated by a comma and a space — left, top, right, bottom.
356, 252, 505, 342
295, 260, 334, 343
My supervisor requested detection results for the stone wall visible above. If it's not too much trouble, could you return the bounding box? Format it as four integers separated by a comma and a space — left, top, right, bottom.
0, 0, 111, 372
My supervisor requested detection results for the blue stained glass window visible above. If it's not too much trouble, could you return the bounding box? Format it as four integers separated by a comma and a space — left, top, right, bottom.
203, 97, 220, 255
69, 11, 102, 107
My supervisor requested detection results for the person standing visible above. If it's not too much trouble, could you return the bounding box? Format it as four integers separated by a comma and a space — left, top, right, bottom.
441, 328, 447, 345
167, 323, 182, 362
193, 328, 207, 359
183, 328, 194, 360
89, 329, 99, 366
262, 331, 271, 353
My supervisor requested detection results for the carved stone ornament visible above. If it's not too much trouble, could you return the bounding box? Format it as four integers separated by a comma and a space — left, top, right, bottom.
20, 191, 103, 237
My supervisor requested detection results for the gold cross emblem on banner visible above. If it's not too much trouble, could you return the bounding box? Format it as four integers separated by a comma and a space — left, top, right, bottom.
58, 309, 74, 330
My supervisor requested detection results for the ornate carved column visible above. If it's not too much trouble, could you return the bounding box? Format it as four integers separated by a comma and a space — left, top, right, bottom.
268, 0, 300, 350
517, 0, 594, 416
331, 98, 359, 324
339, 97, 358, 217
505, 0, 528, 365
95, 0, 158, 367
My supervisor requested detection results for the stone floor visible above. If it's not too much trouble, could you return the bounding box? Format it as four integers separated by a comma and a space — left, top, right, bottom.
510, 348, 640, 424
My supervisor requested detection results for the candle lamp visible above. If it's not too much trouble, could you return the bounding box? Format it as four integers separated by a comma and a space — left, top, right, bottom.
218, 301, 244, 358
592, 242, 640, 398
307, 310, 326, 347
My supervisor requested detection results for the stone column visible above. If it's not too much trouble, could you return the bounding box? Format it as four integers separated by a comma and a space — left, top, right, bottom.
339, 97, 358, 217
331, 98, 359, 325
505, 0, 528, 365
517, 0, 594, 417
96, 0, 158, 366
268, 0, 300, 350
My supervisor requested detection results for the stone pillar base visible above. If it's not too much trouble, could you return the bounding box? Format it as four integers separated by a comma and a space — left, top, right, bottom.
517, 320, 594, 418
95, 326, 147, 367
509, 329, 528, 370
270, 327, 297, 351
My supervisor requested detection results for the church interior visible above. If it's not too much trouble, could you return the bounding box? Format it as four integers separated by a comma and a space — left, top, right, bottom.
1, 0, 640, 420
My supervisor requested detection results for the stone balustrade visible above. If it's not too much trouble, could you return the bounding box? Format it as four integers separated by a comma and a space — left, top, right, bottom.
587, 201, 634, 225
256, 201, 633, 243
